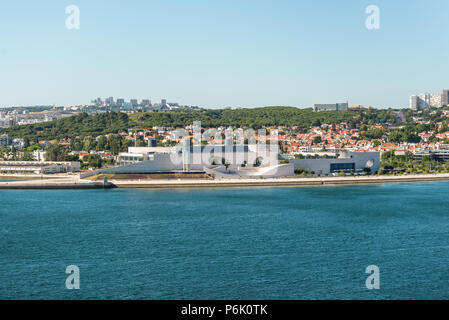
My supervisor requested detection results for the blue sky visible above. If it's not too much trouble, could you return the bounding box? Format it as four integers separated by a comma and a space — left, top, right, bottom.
0, 0, 448, 108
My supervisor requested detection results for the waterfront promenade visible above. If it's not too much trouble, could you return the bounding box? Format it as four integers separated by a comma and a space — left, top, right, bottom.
1, 173, 449, 189
109, 173, 449, 189
0, 176, 111, 189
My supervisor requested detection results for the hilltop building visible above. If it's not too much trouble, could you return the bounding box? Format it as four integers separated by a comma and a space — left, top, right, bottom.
443, 90, 449, 106
430, 94, 443, 108
0, 134, 12, 147
410, 89, 448, 109
313, 102, 348, 112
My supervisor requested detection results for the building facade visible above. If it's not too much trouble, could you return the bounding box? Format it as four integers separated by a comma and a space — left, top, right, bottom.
291, 152, 380, 175
411, 90, 448, 109
443, 90, 449, 107
0, 161, 80, 175
0, 134, 12, 147
430, 93, 443, 108
313, 102, 348, 112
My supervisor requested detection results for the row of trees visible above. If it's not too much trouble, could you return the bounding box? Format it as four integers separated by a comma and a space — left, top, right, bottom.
44, 144, 111, 169
1, 112, 131, 141
379, 151, 449, 175
70, 135, 132, 154
132, 107, 397, 131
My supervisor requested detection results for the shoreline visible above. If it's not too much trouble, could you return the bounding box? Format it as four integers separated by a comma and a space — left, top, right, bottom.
109, 173, 449, 189
0, 173, 449, 190
0, 177, 111, 189
0, 174, 73, 180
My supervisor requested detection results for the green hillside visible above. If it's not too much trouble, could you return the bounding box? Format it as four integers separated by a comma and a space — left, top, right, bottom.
1, 106, 398, 141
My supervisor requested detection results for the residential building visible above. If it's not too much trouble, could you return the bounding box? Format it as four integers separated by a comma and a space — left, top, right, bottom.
105, 97, 114, 105
411, 90, 448, 109
443, 90, 449, 107
410, 93, 430, 110
0, 134, 12, 147
410, 95, 419, 110
430, 93, 443, 108
413, 150, 449, 162
418, 93, 430, 109
32, 150, 46, 162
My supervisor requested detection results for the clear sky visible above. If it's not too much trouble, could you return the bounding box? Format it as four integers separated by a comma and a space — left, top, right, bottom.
0, 0, 448, 108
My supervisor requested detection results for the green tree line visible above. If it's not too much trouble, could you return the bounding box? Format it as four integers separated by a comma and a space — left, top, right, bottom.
0, 107, 406, 141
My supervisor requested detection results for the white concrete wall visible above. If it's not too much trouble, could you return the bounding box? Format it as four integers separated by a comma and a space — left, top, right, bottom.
291, 152, 380, 174
205, 164, 294, 179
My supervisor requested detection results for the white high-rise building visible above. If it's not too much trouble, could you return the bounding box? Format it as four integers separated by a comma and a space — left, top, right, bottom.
410, 95, 419, 110
418, 93, 430, 109
442, 90, 449, 107
430, 93, 443, 108
410, 93, 430, 110
411, 90, 447, 109
105, 97, 114, 105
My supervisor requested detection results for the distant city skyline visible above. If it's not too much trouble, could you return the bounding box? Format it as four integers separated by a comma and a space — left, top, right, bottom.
1, 0, 448, 109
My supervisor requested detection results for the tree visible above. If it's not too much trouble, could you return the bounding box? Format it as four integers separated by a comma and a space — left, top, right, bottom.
22, 151, 34, 161
71, 138, 83, 151
428, 135, 439, 143
109, 135, 120, 155
44, 145, 66, 161
83, 138, 94, 151
388, 131, 402, 143
84, 154, 102, 168
403, 132, 421, 143
313, 136, 322, 145
364, 128, 384, 139
439, 122, 449, 133
97, 135, 108, 151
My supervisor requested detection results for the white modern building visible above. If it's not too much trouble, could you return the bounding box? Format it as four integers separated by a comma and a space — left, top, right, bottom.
411, 90, 447, 109
409, 95, 419, 110
101, 139, 380, 179
0, 161, 80, 175
291, 152, 380, 175
101, 139, 293, 179
430, 93, 443, 108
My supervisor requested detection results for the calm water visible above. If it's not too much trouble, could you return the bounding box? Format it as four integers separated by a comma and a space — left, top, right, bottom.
1, 181, 449, 300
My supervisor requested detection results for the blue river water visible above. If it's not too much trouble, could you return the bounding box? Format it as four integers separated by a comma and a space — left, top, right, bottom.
1, 181, 449, 300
